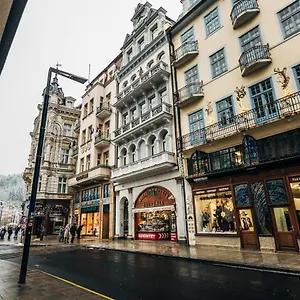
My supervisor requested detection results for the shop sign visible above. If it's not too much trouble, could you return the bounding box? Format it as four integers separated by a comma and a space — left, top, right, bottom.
138, 232, 170, 240
135, 186, 175, 209
187, 215, 196, 246
81, 200, 100, 208
49, 212, 65, 218
81, 206, 99, 213
195, 186, 231, 195
103, 197, 110, 205
290, 176, 300, 182
76, 173, 88, 181
193, 177, 208, 183
170, 232, 177, 242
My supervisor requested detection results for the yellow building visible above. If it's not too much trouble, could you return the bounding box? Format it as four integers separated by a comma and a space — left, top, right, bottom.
170, 0, 300, 252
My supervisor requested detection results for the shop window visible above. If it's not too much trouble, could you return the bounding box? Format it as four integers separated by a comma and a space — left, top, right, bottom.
266, 179, 288, 205
251, 182, 273, 235
75, 192, 80, 204
187, 151, 209, 176
194, 188, 236, 234
234, 184, 251, 207
137, 211, 171, 233
289, 179, 300, 228
242, 136, 259, 165
274, 207, 293, 232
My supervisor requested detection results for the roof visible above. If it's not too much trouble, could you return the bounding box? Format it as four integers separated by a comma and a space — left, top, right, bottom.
0, 0, 28, 75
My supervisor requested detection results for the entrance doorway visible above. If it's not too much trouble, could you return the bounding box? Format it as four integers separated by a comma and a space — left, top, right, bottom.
124, 199, 129, 237
102, 205, 110, 239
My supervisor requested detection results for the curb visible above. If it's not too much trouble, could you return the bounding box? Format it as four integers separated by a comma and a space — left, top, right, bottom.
82, 245, 300, 277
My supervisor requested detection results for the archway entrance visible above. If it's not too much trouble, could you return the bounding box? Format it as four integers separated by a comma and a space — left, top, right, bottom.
134, 186, 177, 241
119, 197, 129, 238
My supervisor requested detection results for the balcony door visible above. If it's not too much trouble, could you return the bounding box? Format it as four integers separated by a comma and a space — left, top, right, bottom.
188, 109, 205, 146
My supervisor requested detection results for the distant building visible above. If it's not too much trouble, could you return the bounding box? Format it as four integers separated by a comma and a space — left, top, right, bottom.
24, 75, 80, 235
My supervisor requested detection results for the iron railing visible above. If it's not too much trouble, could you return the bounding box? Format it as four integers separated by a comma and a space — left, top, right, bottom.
176, 81, 204, 104
239, 44, 271, 73
174, 41, 198, 62
180, 91, 300, 150
230, 0, 259, 26
96, 102, 111, 114
95, 132, 110, 144
74, 122, 80, 132
71, 147, 79, 157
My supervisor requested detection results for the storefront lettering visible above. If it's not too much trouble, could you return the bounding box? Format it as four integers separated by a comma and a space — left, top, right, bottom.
290, 177, 300, 182
144, 200, 164, 208
196, 186, 231, 195
76, 173, 88, 181
193, 177, 208, 182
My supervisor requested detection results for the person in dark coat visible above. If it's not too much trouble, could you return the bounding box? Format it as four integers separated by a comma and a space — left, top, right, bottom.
7, 227, 13, 240
0, 227, 6, 240
70, 224, 77, 243
77, 225, 83, 240
14, 226, 20, 240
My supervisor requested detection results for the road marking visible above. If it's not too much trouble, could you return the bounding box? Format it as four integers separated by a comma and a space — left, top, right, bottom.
39, 270, 115, 300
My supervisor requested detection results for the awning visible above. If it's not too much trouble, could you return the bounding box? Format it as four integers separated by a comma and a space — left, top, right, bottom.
133, 205, 175, 213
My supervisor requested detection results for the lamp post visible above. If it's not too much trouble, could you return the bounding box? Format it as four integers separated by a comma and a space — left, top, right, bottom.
18, 67, 87, 284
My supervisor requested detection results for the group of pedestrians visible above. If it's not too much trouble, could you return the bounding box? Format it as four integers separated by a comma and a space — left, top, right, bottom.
59, 223, 83, 244
0, 225, 21, 240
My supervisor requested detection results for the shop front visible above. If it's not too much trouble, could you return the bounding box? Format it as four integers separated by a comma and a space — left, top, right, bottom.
191, 166, 300, 252
80, 203, 100, 236
134, 186, 177, 241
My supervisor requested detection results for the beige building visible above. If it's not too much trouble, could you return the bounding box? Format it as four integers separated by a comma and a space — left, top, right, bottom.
68, 54, 122, 239
24, 75, 80, 235
170, 0, 300, 252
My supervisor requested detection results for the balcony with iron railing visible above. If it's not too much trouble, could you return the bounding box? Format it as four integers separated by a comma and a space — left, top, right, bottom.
74, 122, 80, 132
115, 61, 170, 108
239, 44, 271, 76
114, 102, 172, 142
179, 91, 300, 151
94, 132, 111, 148
230, 0, 260, 29
112, 151, 176, 183
175, 81, 204, 107
71, 146, 79, 157
173, 41, 199, 68
96, 102, 112, 120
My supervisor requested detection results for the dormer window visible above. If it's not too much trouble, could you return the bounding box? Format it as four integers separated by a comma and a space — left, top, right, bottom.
138, 37, 145, 52
123, 81, 128, 88
151, 24, 158, 40
131, 74, 137, 82
66, 100, 73, 108
127, 48, 133, 63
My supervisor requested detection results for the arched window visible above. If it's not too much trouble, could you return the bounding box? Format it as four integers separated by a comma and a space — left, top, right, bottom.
131, 74, 137, 82
157, 51, 165, 61
147, 59, 154, 69
120, 148, 127, 166
242, 136, 259, 165
129, 144, 136, 163
150, 136, 156, 156
162, 132, 168, 152
188, 151, 209, 175
123, 81, 128, 88
139, 140, 146, 159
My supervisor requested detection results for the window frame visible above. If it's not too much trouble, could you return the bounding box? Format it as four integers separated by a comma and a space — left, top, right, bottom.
184, 64, 199, 85
292, 63, 300, 90
210, 47, 228, 79
204, 7, 221, 37
216, 95, 235, 127
58, 177, 67, 194
188, 109, 205, 145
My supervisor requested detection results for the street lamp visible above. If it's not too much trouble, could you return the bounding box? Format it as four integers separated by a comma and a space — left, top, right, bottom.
18, 67, 87, 284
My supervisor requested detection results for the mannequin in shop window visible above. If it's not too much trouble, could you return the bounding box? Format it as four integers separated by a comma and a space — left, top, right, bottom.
202, 210, 210, 232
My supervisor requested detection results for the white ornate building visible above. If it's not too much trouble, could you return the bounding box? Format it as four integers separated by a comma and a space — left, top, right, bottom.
24, 75, 80, 235
112, 2, 188, 243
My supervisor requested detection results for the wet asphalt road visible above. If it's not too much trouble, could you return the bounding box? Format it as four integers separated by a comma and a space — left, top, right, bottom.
8, 247, 300, 300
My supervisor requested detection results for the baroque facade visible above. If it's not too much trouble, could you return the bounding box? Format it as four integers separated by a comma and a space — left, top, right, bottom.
68, 54, 122, 239
170, 0, 300, 251
112, 2, 188, 243
24, 75, 80, 235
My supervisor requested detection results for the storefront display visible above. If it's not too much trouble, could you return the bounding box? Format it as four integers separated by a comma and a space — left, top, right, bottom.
134, 186, 177, 241
81, 211, 100, 236
239, 209, 254, 231
290, 178, 300, 228
194, 187, 236, 234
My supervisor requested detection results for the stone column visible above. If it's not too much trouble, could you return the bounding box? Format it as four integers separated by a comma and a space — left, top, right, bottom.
114, 193, 121, 238
127, 188, 134, 239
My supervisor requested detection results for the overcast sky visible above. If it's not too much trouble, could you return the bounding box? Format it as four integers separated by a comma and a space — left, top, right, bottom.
0, 0, 182, 175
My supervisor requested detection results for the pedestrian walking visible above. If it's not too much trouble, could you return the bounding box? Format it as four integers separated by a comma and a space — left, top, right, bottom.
59, 226, 64, 242
40, 225, 45, 241
64, 224, 70, 243
77, 224, 83, 240
14, 226, 20, 240
7, 227, 13, 240
0, 227, 6, 240
70, 224, 77, 243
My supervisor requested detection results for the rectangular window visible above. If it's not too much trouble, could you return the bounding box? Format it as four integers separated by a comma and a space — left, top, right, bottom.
204, 7, 220, 36
97, 153, 102, 165
89, 98, 94, 113
103, 183, 110, 198
210, 147, 242, 171
239, 26, 261, 52
138, 37, 145, 52
249, 78, 277, 122
104, 151, 109, 166
84, 104, 88, 118
66, 100, 73, 108
86, 155, 91, 170
216, 96, 234, 126
127, 48, 133, 62
159, 88, 167, 103
104, 121, 110, 138
189, 109, 205, 145
151, 24, 158, 40
139, 101, 146, 114
88, 125, 92, 141
63, 124, 72, 137
60, 148, 69, 164
181, 27, 194, 43
80, 158, 84, 172
58, 177, 67, 193
293, 64, 300, 89
82, 130, 86, 145
185, 65, 199, 85
148, 94, 156, 108
123, 112, 129, 125
100, 96, 104, 104
210, 48, 227, 78
106, 93, 111, 105
131, 107, 137, 120
278, 0, 300, 39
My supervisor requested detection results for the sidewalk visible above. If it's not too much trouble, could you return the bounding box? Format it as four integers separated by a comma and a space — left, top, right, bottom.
82, 240, 300, 275
0, 260, 110, 300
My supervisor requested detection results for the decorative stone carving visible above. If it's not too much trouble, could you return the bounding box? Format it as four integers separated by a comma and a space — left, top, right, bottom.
205, 101, 213, 125
274, 67, 294, 96
234, 85, 247, 112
